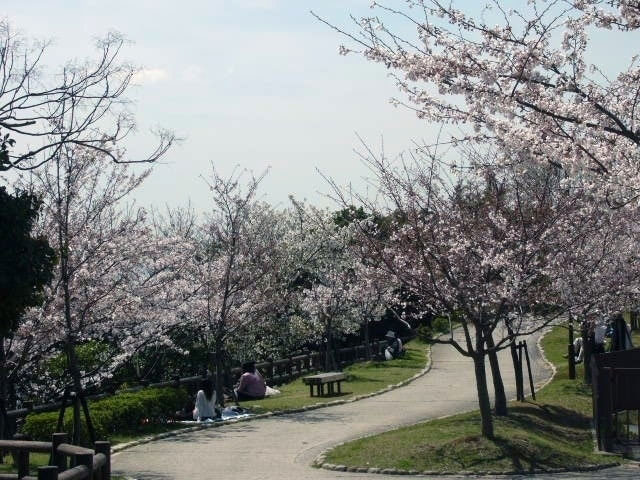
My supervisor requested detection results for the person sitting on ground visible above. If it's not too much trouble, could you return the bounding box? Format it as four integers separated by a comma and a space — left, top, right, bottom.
235, 361, 267, 401
573, 336, 584, 363
562, 330, 584, 363
384, 330, 404, 360
193, 378, 219, 421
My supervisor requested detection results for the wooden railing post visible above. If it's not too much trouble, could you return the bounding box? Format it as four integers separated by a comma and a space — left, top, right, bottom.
76, 452, 93, 478
94, 441, 111, 479
38, 465, 58, 480
267, 361, 274, 381
17, 450, 29, 478
51, 432, 68, 471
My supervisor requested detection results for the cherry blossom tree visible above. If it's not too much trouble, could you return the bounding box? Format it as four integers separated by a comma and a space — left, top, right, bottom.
0, 20, 174, 171
318, 1, 640, 204
176, 169, 286, 403
300, 263, 361, 371
348, 262, 394, 360
551, 197, 640, 327
281, 203, 370, 372
15, 145, 182, 443
327, 141, 589, 437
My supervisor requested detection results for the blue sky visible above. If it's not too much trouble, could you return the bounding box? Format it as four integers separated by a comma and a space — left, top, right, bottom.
6, 0, 440, 212
4, 1, 635, 213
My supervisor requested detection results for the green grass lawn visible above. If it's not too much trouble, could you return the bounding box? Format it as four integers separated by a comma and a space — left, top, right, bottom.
0, 452, 50, 474
238, 339, 428, 414
323, 327, 619, 474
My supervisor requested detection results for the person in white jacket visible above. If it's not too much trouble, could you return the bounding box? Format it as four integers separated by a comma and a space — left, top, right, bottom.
193, 379, 218, 421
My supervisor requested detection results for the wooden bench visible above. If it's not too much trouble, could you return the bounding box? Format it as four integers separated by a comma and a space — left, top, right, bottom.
302, 372, 347, 397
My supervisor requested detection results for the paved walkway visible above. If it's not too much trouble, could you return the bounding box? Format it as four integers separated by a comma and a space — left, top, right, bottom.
112, 331, 636, 479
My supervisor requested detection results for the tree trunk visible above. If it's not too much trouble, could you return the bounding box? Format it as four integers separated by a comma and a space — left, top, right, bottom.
485, 330, 507, 416
67, 343, 88, 445
324, 316, 336, 371
212, 343, 225, 407
505, 323, 523, 401
364, 319, 371, 360
72, 392, 81, 446
583, 330, 593, 385
0, 340, 7, 440
472, 353, 494, 438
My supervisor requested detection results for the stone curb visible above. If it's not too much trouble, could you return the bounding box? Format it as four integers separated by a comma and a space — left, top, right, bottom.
111, 346, 433, 456
313, 460, 621, 476
535, 326, 557, 393
313, 328, 623, 476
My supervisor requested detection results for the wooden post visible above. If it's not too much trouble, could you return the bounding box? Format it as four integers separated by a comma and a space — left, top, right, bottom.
76, 452, 93, 478
267, 361, 274, 381
51, 433, 68, 471
515, 342, 524, 401
79, 393, 96, 444
17, 450, 29, 478
568, 343, 576, 380
70, 391, 81, 447
568, 321, 576, 380
37, 465, 58, 480
56, 389, 69, 433
94, 441, 111, 479
523, 341, 536, 400
304, 354, 310, 372
583, 333, 593, 385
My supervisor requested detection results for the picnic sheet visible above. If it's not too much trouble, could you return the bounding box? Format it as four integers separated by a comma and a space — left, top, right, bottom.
179, 406, 253, 424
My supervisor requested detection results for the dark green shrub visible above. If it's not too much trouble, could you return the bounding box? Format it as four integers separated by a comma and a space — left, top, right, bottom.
22, 386, 188, 443
431, 316, 450, 334
417, 316, 451, 342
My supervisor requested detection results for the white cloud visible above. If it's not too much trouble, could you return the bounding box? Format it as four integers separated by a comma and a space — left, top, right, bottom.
131, 67, 169, 85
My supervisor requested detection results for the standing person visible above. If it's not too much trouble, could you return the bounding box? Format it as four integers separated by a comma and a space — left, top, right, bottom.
609, 314, 634, 352
193, 378, 219, 421
384, 331, 404, 360
593, 317, 607, 354
235, 361, 267, 401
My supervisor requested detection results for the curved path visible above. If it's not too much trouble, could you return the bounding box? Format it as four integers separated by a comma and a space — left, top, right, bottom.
112, 331, 636, 479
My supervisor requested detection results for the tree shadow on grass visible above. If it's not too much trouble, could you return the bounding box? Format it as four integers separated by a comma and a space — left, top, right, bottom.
420, 404, 595, 473
430, 433, 572, 473
508, 403, 591, 432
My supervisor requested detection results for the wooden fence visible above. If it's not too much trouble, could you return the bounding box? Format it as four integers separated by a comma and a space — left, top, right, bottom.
0, 433, 110, 480
591, 348, 640, 452
7, 337, 401, 423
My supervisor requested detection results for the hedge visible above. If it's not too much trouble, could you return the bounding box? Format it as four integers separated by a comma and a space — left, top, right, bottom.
22, 386, 188, 444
